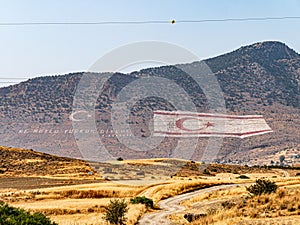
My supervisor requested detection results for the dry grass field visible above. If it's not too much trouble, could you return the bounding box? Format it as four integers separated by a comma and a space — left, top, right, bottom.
170, 178, 300, 224
1, 146, 300, 224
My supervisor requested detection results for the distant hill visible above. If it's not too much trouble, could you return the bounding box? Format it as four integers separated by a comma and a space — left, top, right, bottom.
0, 41, 299, 165
0, 146, 93, 177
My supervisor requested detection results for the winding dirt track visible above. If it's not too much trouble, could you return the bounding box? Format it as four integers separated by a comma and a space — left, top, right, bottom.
138, 184, 239, 225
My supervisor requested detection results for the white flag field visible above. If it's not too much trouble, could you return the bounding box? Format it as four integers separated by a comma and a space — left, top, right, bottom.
153, 111, 273, 139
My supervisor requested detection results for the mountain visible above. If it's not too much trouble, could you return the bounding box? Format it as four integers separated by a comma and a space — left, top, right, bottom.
0, 41, 299, 165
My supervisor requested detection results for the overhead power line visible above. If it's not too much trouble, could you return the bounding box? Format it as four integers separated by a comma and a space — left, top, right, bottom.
0, 81, 19, 84
0, 77, 28, 80
0, 20, 168, 26
0, 16, 300, 26
177, 16, 300, 23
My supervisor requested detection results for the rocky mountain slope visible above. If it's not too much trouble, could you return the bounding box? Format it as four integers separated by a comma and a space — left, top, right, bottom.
0, 41, 299, 165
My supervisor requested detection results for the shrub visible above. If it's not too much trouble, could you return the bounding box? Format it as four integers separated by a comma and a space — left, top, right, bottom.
184, 213, 206, 222
0, 202, 58, 225
277, 189, 286, 198
237, 175, 250, 179
130, 196, 154, 208
203, 169, 210, 175
221, 200, 236, 209
103, 199, 127, 225
211, 168, 218, 172
246, 179, 277, 196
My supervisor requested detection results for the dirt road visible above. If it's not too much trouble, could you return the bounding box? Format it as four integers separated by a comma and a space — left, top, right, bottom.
138, 184, 239, 225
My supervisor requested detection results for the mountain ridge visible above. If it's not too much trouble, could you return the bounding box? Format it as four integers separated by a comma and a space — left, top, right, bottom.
0, 41, 299, 165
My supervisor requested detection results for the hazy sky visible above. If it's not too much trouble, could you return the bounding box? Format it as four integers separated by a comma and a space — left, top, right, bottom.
1, 0, 300, 85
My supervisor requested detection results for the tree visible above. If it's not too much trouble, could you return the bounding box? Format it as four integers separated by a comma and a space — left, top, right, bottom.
246, 179, 278, 196
279, 155, 285, 164
0, 202, 57, 225
103, 199, 128, 225
130, 196, 154, 208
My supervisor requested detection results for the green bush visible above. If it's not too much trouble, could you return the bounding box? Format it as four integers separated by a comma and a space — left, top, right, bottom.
130, 196, 154, 208
203, 169, 210, 175
0, 202, 57, 225
246, 179, 278, 196
103, 199, 127, 225
237, 174, 250, 179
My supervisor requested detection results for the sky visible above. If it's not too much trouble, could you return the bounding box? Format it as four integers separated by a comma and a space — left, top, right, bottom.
1, 0, 300, 86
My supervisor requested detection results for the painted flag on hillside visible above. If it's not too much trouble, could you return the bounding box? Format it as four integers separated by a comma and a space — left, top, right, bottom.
153, 110, 273, 139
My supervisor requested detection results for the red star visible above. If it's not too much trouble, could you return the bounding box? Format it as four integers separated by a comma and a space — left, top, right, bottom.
205, 122, 214, 127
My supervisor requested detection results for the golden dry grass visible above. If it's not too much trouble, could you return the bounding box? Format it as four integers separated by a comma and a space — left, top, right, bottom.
275, 177, 300, 187
182, 185, 248, 207
0, 146, 97, 178
11, 199, 107, 215
0, 179, 158, 224
1, 148, 299, 225
0, 177, 227, 224
200, 216, 300, 225
183, 176, 300, 207
10, 198, 147, 225
3, 176, 299, 225
139, 180, 228, 204
50, 213, 106, 225
0, 182, 144, 203
178, 180, 300, 225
